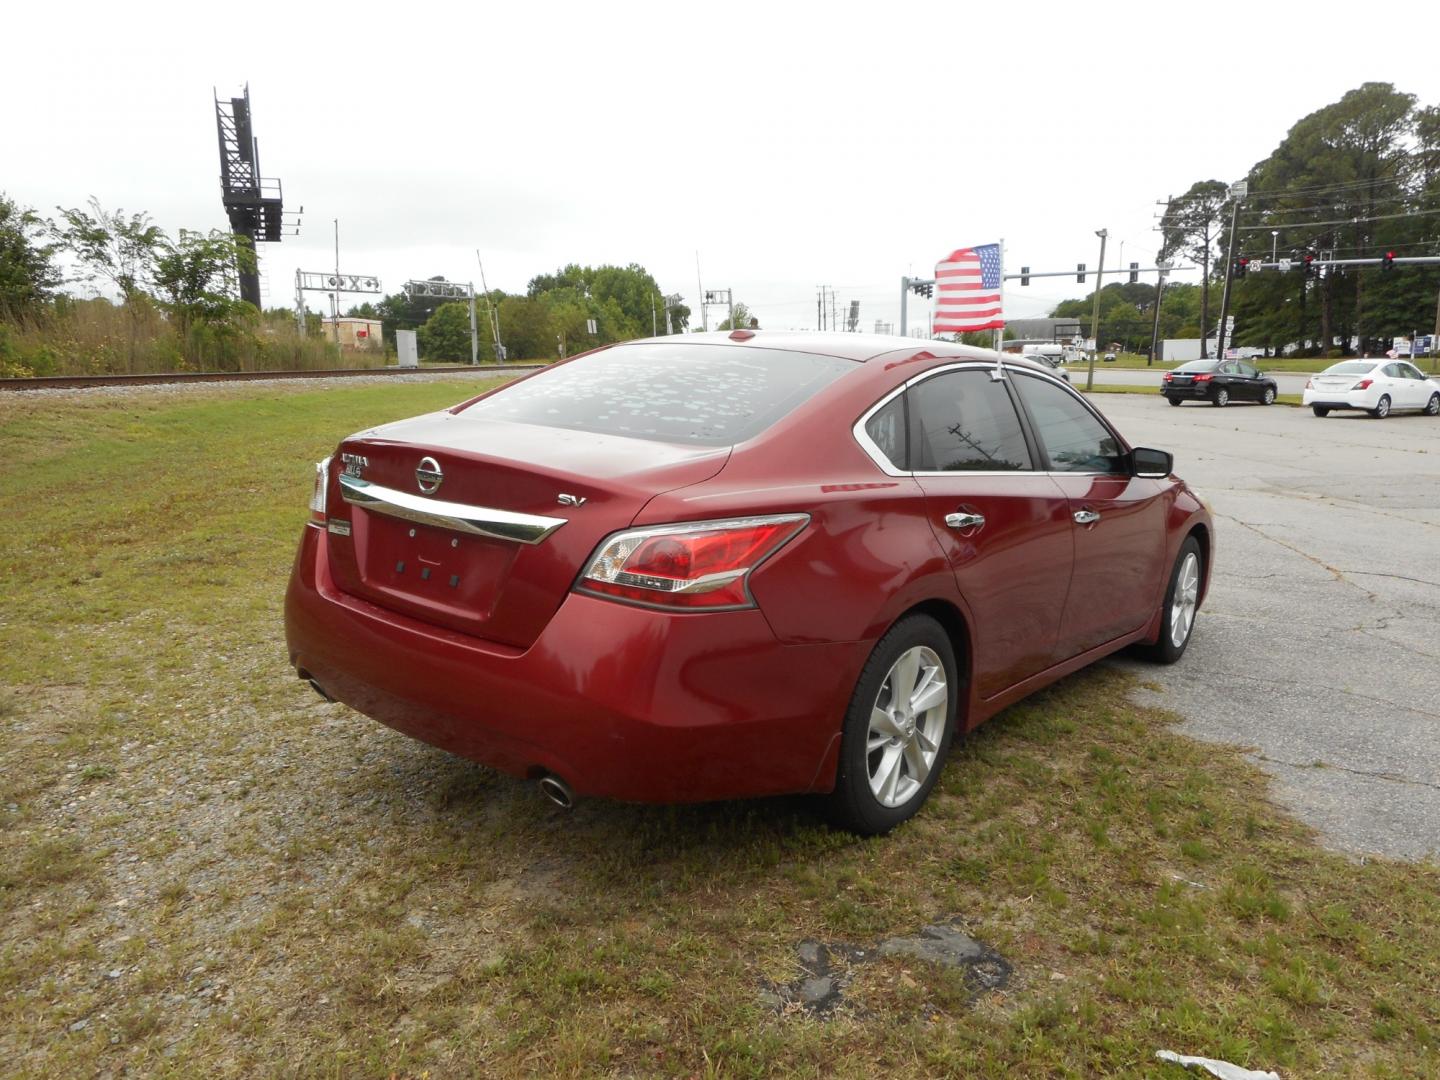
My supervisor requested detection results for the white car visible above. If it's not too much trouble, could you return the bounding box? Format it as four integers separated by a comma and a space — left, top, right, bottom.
1303, 359, 1440, 419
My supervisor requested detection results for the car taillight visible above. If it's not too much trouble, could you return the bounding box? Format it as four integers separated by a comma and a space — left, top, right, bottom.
1354, 378, 1373, 390
308, 458, 330, 527
578, 514, 809, 610
1305, 379, 1313, 389
1193, 373, 1213, 383
1163, 372, 1172, 381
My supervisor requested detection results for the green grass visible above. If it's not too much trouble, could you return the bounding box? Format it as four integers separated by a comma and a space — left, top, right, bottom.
1, 381, 1437, 1077
1069, 351, 1440, 376
1081, 384, 1305, 406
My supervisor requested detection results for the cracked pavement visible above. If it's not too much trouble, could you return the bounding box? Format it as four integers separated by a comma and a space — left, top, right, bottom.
1097, 393, 1440, 861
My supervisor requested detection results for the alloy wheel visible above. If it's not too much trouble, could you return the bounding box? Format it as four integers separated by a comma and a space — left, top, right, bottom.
1213, 388, 1229, 407
866, 646, 947, 808
1427, 393, 1440, 417
1263, 387, 1276, 405
1169, 552, 1200, 649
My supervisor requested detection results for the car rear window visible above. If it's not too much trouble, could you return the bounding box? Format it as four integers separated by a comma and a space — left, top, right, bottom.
1174, 360, 1219, 373
458, 343, 854, 446
1323, 361, 1376, 375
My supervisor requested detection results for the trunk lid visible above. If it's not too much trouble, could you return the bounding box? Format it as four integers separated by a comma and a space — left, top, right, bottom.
325, 411, 730, 647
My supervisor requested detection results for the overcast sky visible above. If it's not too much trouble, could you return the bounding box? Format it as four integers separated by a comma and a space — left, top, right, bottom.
7, 1, 1438, 336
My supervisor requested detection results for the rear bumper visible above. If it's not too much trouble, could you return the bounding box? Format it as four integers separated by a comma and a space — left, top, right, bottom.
1302, 388, 1374, 410
284, 525, 867, 802
1161, 384, 1213, 399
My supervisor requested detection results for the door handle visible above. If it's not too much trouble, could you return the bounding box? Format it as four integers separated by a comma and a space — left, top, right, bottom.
945, 512, 986, 530
1073, 509, 1101, 525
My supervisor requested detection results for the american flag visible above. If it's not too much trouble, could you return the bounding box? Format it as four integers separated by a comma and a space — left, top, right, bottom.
933, 244, 1004, 334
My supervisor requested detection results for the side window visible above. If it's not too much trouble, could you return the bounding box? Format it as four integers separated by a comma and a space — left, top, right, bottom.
908, 370, 1031, 472
1013, 374, 1126, 474
1401, 363, 1424, 380
1382, 364, 1403, 378
1240, 362, 1260, 378
862, 395, 907, 470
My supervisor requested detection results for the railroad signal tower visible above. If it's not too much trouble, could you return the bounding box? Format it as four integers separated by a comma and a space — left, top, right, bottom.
214, 85, 285, 310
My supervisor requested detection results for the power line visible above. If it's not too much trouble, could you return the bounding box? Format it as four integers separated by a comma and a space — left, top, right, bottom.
1237, 207, 1440, 230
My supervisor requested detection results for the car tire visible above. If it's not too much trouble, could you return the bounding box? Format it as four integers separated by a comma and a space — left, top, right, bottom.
1371, 394, 1391, 419
1426, 393, 1440, 417
1262, 386, 1277, 405
1167, 396, 1183, 407
1211, 387, 1230, 407
825, 614, 958, 836
1135, 536, 1203, 665
1312, 405, 1330, 417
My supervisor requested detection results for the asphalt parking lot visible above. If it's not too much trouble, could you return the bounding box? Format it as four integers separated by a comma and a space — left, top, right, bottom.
1097, 392, 1440, 860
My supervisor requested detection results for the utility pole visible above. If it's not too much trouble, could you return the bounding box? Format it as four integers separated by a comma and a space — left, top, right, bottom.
1432, 282, 1440, 373
475, 252, 503, 361
1148, 263, 1168, 367
333, 219, 341, 346
1213, 180, 1248, 361
1085, 229, 1108, 391
899, 278, 908, 337
696, 252, 707, 332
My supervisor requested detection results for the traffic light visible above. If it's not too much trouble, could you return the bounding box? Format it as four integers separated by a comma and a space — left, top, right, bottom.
1076, 263, 1086, 283
909, 280, 933, 299
1381, 251, 1395, 271
1234, 257, 1249, 277
1302, 253, 1315, 278
1020, 266, 1030, 286
1128, 262, 1139, 284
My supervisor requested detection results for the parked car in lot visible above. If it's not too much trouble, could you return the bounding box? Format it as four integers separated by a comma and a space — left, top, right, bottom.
286, 332, 1213, 834
1162, 359, 1279, 407
1303, 358, 1440, 418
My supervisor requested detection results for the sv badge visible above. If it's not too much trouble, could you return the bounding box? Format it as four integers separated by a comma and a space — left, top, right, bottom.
557, 493, 586, 507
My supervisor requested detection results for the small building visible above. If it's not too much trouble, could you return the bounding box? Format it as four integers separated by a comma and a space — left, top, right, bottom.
318, 317, 383, 350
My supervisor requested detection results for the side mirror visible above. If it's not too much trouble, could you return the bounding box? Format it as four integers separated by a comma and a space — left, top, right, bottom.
1131, 447, 1173, 478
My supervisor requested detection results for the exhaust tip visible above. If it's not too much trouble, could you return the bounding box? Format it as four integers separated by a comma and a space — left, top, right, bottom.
537, 774, 575, 810
307, 679, 336, 703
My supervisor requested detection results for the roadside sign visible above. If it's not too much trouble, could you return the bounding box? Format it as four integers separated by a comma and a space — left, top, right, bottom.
1278, 258, 1292, 272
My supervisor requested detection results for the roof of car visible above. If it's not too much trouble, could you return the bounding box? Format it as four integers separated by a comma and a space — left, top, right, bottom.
624, 330, 1057, 374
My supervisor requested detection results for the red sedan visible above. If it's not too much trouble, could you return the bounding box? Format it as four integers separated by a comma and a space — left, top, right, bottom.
285, 331, 1212, 834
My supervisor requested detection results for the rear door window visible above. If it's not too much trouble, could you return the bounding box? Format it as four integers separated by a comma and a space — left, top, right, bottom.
908, 370, 1032, 472
862, 395, 908, 470
459, 342, 854, 446
1012, 373, 1126, 474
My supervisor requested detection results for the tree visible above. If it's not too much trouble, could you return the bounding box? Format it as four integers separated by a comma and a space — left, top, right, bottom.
52, 197, 163, 304
152, 229, 254, 348
1158, 180, 1228, 356
715, 302, 758, 330
417, 301, 480, 361
0, 193, 61, 321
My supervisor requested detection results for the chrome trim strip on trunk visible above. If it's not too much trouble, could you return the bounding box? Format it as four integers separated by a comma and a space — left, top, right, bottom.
338, 475, 567, 544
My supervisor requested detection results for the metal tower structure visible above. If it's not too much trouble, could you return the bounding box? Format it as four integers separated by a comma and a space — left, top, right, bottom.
214, 85, 284, 309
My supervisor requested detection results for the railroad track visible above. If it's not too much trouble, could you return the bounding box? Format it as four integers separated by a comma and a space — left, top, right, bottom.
0, 364, 543, 392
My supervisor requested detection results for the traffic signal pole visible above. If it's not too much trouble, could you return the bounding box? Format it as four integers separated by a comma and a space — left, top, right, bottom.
1213, 181, 1247, 359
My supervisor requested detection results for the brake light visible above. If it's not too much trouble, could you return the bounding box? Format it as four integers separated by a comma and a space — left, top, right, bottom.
1193, 373, 1213, 383
1163, 372, 1172, 381
308, 458, 330, 527
1354, 379, 1373, 390
578, 514, 809, 609
1305, 379, 1313, 390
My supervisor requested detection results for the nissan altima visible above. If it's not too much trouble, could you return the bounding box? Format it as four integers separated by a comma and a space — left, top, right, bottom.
285, 332, 1213, 834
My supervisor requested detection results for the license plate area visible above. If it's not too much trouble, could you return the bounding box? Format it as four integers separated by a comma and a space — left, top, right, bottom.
347, 512, 517, 628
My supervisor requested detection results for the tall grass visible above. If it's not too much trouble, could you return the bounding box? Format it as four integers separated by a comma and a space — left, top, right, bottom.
0, 298, 385, 377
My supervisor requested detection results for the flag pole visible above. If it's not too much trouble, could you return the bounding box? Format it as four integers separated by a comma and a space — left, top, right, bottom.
994, 237, 1005, 351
